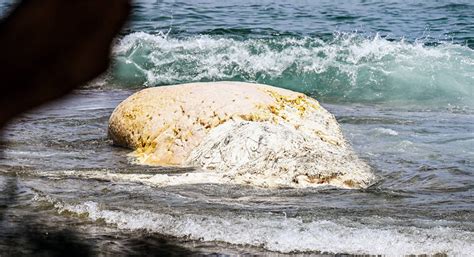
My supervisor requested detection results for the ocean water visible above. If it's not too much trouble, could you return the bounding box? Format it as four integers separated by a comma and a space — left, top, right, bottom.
1, 0, 473, 256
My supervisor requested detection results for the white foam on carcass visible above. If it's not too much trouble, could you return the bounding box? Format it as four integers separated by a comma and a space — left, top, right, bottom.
188, 121, 376, 189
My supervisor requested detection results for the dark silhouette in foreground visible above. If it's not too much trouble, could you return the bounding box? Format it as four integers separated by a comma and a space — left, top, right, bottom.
0, 0, 129, 255
0, 0, 130, 128
0, 177, 198, 257
0, 1, 201, 256
0, 1, 205, 256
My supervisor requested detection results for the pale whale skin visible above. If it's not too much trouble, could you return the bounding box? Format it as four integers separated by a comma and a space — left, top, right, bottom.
108, 82, 376, 189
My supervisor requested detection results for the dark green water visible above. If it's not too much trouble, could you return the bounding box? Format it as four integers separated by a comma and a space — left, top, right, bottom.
0, 1, 473, 256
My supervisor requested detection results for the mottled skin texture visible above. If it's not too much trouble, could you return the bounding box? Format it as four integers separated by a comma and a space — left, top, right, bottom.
108, 82, 376, 189
109, 82, 326, 165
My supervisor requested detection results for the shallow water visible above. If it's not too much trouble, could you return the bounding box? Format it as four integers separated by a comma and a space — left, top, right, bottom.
1, 90, 472, 256
1, 0, 473, 256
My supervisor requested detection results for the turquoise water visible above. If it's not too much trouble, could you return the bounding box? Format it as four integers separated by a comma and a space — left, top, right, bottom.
112, 32, 474, 106
1, 1, 473, 256
110, 0, 474, 108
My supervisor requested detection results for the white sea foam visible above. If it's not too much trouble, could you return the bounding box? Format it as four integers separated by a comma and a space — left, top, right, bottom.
111, 32, 474, 106
34, 195, 474, 256
372, 127, 399, 136
35, 169, 231, 187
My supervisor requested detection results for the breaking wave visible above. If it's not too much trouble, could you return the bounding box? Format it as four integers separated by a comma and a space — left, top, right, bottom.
34, 195, 473, 256
111, 32, 474, 107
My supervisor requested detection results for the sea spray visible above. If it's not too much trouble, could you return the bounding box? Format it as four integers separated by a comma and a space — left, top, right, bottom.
32, 192, 474, 256
111, 32, 474, 107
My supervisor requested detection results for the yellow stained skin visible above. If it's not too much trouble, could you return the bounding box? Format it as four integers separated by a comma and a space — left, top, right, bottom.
108, 83, 375, 189
264, 89, 319, 114
129, 89, 325, 166
106, 84, 376, 190
110, 82, 342, 168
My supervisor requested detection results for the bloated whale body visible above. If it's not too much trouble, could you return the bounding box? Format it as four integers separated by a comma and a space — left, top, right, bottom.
108, 82, 375, 189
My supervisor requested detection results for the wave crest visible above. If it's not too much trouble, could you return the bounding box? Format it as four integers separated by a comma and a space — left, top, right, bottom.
111, 32, 474, 107
34, 194, 473, 256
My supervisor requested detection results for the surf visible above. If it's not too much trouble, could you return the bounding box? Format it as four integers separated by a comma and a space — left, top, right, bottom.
110, 32, 474, 108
